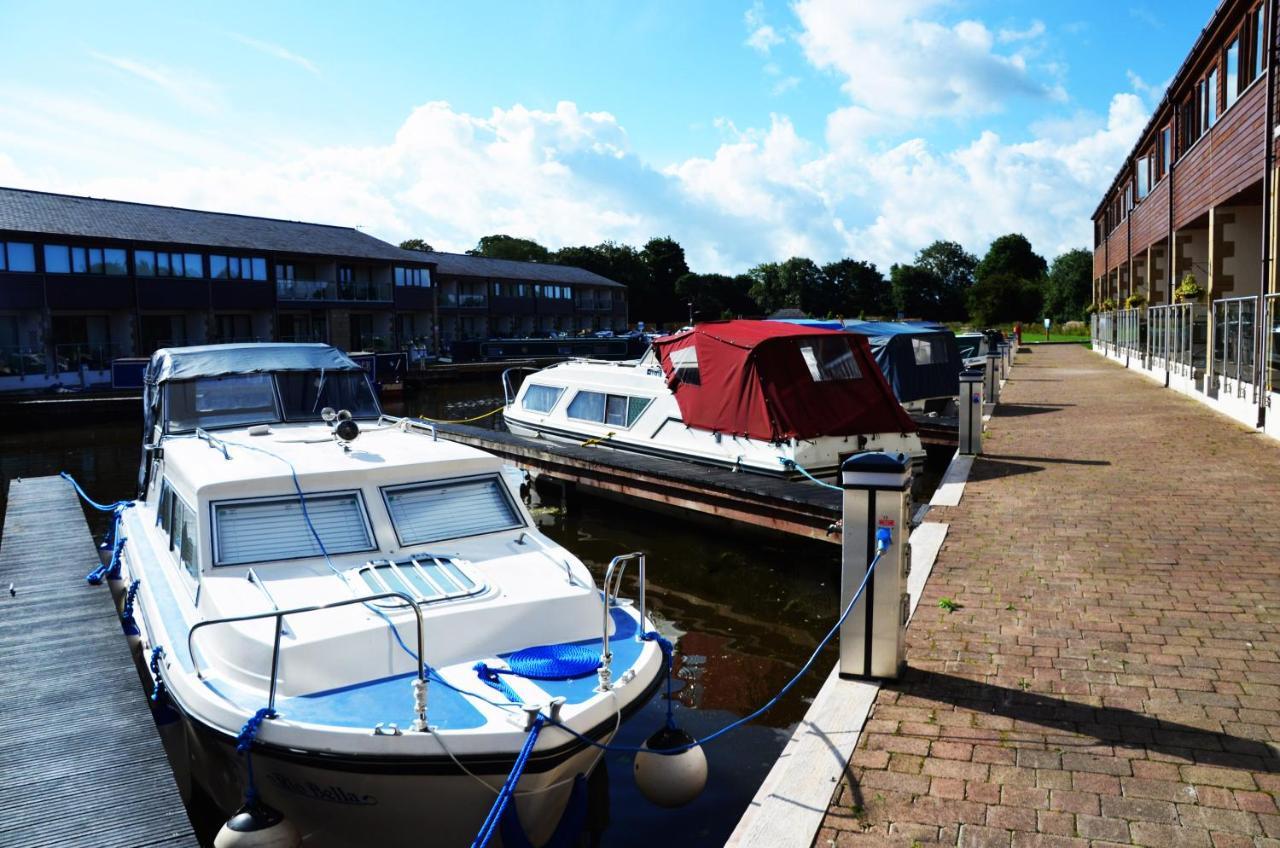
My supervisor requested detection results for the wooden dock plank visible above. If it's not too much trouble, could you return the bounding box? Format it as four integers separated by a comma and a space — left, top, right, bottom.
433, 421, 843, 542
0, 476, 198, 848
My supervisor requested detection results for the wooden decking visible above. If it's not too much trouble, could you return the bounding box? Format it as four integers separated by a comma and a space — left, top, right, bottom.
433, 422, 843, 543
0, 476, 197, 848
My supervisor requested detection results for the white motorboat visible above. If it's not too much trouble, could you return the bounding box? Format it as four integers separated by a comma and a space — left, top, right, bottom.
502, 320, 923, 479
114, 343, 664, 847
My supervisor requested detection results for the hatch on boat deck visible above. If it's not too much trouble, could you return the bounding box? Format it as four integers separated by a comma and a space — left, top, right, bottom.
353, 555, 488, 606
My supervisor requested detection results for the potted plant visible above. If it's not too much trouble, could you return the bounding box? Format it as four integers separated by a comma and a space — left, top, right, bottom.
1085, 302, 1099, 316
1101, 297, 1116, 311
1125, 292, 1147, 308
1174, 274, 1204, 304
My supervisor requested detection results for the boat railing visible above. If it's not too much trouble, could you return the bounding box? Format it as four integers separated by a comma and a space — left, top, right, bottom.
501, 365, 541, 406
188, 590, 428, 729
597, 551, 647, 692
379, 413, 438, 441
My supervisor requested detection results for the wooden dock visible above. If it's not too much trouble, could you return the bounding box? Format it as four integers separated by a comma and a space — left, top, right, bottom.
0, 476, 198, 848
433, 422, 843, 543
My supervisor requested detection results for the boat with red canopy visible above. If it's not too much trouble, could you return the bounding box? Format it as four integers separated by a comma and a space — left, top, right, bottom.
503, 320, 922, 479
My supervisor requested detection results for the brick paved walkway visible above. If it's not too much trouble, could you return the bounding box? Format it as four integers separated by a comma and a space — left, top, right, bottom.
817, 344, 1280, 848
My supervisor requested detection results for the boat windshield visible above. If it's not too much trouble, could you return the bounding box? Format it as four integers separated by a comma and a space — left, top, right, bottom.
165, 370, 381, 433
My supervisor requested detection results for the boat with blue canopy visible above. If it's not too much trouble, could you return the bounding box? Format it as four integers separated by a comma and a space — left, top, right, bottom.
115, 342, 664, 846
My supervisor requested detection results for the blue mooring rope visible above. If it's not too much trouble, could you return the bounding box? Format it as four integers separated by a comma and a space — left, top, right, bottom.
779, 458, 842, 492
59, 471, 131, 512
120, 579, 141, 636
149, 645, 167, 704
236, 707, 278, 806
471, 715, 545, 848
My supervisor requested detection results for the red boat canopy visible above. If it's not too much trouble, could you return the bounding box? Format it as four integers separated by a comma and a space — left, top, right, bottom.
652, 320, 917, 442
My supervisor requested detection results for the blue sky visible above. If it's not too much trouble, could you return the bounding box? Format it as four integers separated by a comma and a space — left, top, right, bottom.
0, 0, 1214, 272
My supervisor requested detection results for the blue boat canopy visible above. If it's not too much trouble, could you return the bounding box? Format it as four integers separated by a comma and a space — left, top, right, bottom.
144, 342, 362, 385
841, 321, 961, 404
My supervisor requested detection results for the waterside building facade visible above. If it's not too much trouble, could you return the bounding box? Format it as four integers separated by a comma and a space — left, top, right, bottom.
0, 188, 627, 389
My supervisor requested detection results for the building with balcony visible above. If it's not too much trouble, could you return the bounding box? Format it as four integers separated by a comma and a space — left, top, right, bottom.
419, 250, 629, 345
0, 187, 628, 390
1090, 0, 1280, 437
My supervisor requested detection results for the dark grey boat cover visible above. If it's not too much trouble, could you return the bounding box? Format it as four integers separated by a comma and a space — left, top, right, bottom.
138, 343, 363, 493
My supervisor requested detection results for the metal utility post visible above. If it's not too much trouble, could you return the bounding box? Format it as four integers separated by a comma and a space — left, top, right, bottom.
839, 452, 911, 680
958, 368, 984, 456
998, 343, 1009, 380
984, 350, 1001, 405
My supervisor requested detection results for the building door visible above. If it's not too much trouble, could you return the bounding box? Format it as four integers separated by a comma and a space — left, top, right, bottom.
139, 314, 186, 353
50, 314, 111, 370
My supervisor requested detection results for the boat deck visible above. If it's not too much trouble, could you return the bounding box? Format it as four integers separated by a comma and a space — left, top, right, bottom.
0, 476, 198, 848
433, 421, 844, 543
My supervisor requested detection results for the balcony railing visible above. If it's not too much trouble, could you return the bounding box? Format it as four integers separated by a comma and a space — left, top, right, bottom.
1144, 303, 1208, 381
277, 279, 392, 302
0, 346, 47, 378
1211, 296, 1259, 395
53, 342, 125, 373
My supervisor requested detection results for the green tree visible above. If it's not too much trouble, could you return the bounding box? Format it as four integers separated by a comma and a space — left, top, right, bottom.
552, 242, 656, 322
967, 272, 1044, 325
976, 233, 1047, 282
676, 272, 758, 320
469, 234, 551, 263
820, 258, 889, 317
399, 238, 435, 253
1043, 248, 1093, 322
747, 257, 825, 314
889, 263, 947, 318
641, 236, 690, 323
915, 240, 978, 320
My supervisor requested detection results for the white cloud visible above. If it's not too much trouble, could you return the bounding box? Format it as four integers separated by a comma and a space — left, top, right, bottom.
793, 0, 1055, 120
744, 2, 784, 53
231, 34, 320, 75
998, 21, 1045, 43
89, 53, 222, 114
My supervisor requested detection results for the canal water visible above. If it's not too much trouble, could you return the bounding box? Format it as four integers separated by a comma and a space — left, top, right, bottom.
0, 380, 938, 847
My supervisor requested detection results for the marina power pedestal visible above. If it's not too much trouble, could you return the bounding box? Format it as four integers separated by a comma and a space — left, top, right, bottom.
839, 452, 911, 680
984, 351, 1001, 405
999, 343, 1010, 378
958, 368, 984, 455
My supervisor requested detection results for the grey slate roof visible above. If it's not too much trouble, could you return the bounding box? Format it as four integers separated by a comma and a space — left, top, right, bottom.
410, 249, 625, 288
0, 187, 421, 262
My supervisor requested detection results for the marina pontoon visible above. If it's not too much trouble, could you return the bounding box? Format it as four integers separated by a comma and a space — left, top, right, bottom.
117, 343, 664, 846
503, 320, 922, 479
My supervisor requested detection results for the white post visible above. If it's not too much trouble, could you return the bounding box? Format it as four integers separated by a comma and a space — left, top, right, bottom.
958, 368, 984, 456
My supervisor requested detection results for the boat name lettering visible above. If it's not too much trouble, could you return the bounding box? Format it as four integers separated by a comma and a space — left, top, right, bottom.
268, 772, 378, 806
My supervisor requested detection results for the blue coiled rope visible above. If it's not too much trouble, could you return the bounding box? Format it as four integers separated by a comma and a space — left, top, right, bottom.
471, 715, 545, 848
236, 707, 278, 806
779, 457, 842, 492
473, 641, 603, 701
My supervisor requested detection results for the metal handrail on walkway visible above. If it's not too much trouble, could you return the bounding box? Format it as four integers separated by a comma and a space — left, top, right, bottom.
1264, 293, 1280, 403
1145, 302, 1206, 379
1210, 295, 1260, 397
188, 590, 428, 726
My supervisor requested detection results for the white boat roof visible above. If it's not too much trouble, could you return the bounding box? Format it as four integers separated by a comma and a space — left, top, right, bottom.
529, 358, 662, 394
160, 423, 503, 501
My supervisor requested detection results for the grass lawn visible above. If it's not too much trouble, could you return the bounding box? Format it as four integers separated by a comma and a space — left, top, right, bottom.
1017, 332, 1091, 344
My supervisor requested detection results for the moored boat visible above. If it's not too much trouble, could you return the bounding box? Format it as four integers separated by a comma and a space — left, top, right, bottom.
114, 342, 665, 846
502, 320, 922, 479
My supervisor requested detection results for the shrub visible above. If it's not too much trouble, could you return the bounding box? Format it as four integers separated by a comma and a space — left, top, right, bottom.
1061, 320, 1087, 335
1175, 274, 1203, 303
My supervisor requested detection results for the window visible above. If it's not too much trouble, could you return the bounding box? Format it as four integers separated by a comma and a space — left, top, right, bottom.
276, 263, 295, 281
209, 254, 264, 280
522, 383, 565, 413
0, 242, 35, 272
165, 374, 279, 432
798, 337, 861, 381
667, 345, 700, 385
1159, 127, 1171, 178
566, 390, 650, 426
276, 371, 381, 420
43, 245, 70, 273
135, 250, 203, 278
383, 476, 523, 546
158, 482, 200, 579
1251, 6, 1266, 84
1204, 67, 1219, 128
1136, 155, 1151, 200
135, 250, 155, 275
1226, 38, 1240, 109
394, 266, 429, 287
213, 492, 375, 566
910, 336, 950, 366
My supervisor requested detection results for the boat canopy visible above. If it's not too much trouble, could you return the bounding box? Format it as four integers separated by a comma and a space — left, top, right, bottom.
842, 321, 961, 404
651, 320, 915, 442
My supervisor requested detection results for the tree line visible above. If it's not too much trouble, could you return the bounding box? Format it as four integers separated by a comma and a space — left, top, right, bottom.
400, 232, 1093, 327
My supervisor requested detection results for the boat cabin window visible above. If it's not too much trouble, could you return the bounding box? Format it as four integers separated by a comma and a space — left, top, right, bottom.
566, 391, 651, 427
167, 374, 279, 432
277, 371, 380, 421
383, 476, 523, 546
521, 384, 565, 413
799, 337, 861, 382
212, 492, 375, 566
955, 335, 982, 359
910, 337, 949, 366
157, 480, 199, 580
667, 346, 700, 386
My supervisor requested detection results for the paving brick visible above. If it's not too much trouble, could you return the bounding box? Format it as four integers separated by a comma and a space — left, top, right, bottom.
816, 347, 1280, 847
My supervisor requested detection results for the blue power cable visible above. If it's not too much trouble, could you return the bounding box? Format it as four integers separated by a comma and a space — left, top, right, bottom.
778, 458, 843, 492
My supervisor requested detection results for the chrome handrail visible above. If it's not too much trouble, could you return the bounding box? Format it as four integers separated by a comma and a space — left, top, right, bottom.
501, 366, 540, 406
187, 590, 428, 729
246, 568, 290, 637
596, 551, 646, 692
516, 530, 581, 586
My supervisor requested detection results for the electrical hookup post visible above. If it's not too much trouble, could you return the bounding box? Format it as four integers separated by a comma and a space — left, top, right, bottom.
839, 452, 911, 680
958, 368, 984, 455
